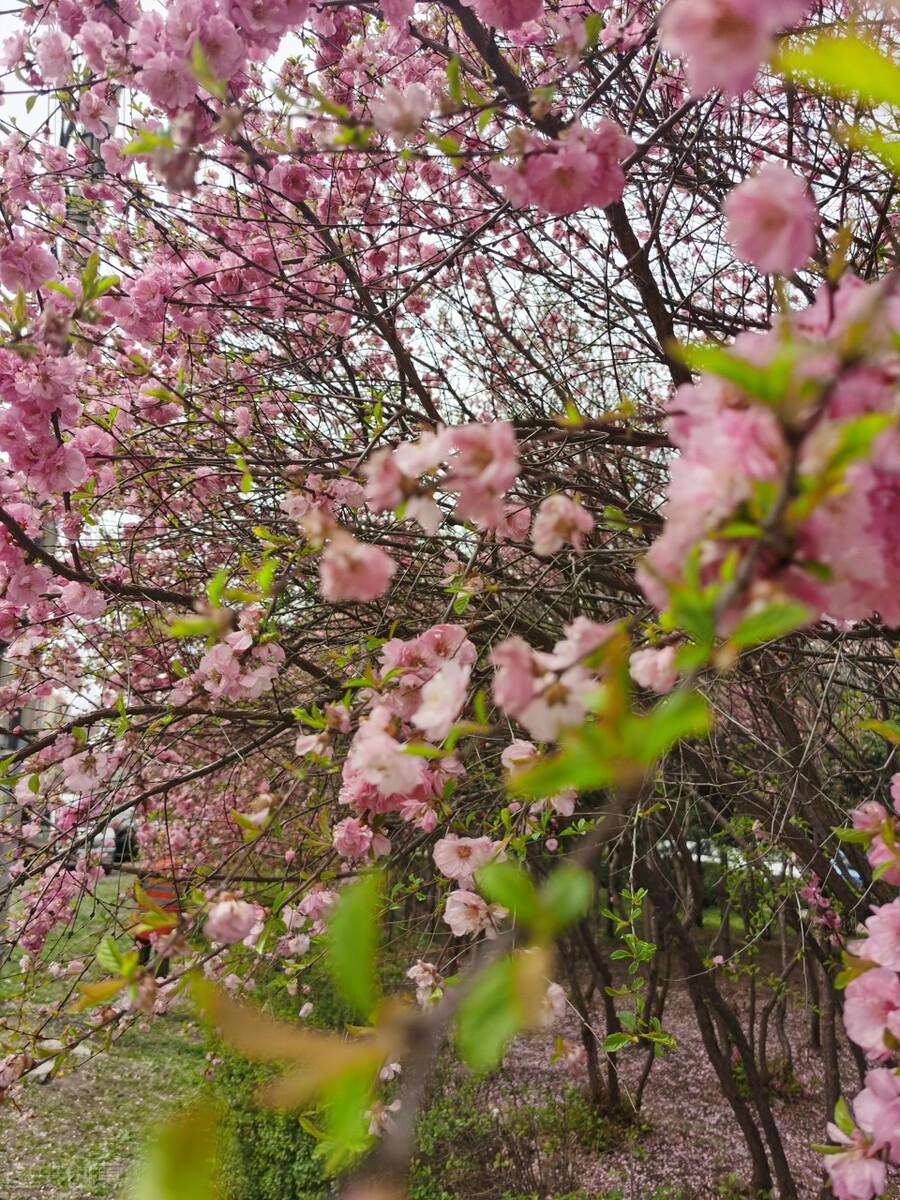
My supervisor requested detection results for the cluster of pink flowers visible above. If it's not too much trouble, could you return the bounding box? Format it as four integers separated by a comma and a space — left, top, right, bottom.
495, 120, 634, 218
269, 888, 336, 964
173, 630, 284, 704
723, 164, 820, 277
0, 346, 93, 499
658, 0, 812, 98
798, 874, 841, 935
19, 0, 315, 116
407, 959, 443, 1007
320, 625, 476, 856
639, 274, 900, 630
823, 775, 900, 1199
6, 863, 101, 954
332, 815, 390, 861
464, 0, 543, 32
364, 421, 521, 536
204, 895, 264, 945
491, 616, 611, 742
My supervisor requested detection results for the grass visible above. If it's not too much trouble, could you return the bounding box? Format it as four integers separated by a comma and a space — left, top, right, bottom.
1, 871, 206, 1198
0, 1003, 206, 1198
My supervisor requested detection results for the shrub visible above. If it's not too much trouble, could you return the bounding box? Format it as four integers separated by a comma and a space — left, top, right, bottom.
212, 1048, 330, 1200
206, 963, 356, 1200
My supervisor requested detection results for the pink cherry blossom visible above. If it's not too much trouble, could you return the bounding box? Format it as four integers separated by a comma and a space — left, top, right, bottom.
0, 239, 58, 293
854, 1069, 900, 1163
411, 660, 472, 742
34, 30, 72, 85
518, 666, 594, 742
539, 981, 567, 1028
824, 1127, 887, 1200
140, 52, 198, 111
723, 165, 819, 276
843, 967, 900, 1060
549, 617, 615, 670
496, 121, 634, 217
853, 901, 900, 971
204, 897, 262, 945
450, 421, 520, 527
63, 750, 111, 794
501, 740, 538, 772
407, 960, 442, 1007
371, 83, 432, 143
320, 532, 396, 603
658, 0, 802, 98
491, 637, 539, 714
443, 889, 507, 938
332, 816, 374, 859
346, 707, 428, 798
629, 646, 679, 694
464, 0, 543, 31
432, 833, 497, 882
531, 494, 594, 556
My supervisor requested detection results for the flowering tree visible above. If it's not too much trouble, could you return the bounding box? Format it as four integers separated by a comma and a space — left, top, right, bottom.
0, 0, 899, 1196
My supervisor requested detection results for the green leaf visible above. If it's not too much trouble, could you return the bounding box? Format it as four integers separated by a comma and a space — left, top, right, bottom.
189, 42, 227, 101
602, 1032, 633, 1053
455, 956, 523, 1072
538, 865, 593, 931
165, 615, 223, 639
824, 414, 892, 478
316, 1065, 374, 1173
446, 55, 462, 106
327, 871, 381, 1019
206, 568, 230, 607
635, 691, 711, 763
475, 861, 538, 924
858, 719, 900, 745
779, 34, 900, 109
510, 724, 615, 799
71, 977, 127, 1012
729, 602, 812, 649
832, 1096, 855, 1139
123, 129, 175, 157
127, 1105, 218, 1200
832, 826, 872, 845
676, 341, 796, 405
45, 281, 77, 300
229, 808, 266, 844
96, 936, 125, 975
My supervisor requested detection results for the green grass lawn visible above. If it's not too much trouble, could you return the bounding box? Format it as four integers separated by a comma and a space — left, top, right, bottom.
0, 1013, 207, 1198
1, 872, 208, 1199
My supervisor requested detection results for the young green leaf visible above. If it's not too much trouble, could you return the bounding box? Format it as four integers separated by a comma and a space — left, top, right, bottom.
538, 865, 594, 931
127, 1105, 218, 1200
327, 871, 382, 1019
96, 936, 125, 976
728, 602, 812, 650
779, 34, 900, 109
456, 950, 547, 1072
475, 861, 539, 925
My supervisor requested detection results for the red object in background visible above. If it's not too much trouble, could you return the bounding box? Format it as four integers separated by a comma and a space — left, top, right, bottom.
135, 858, 184, 943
